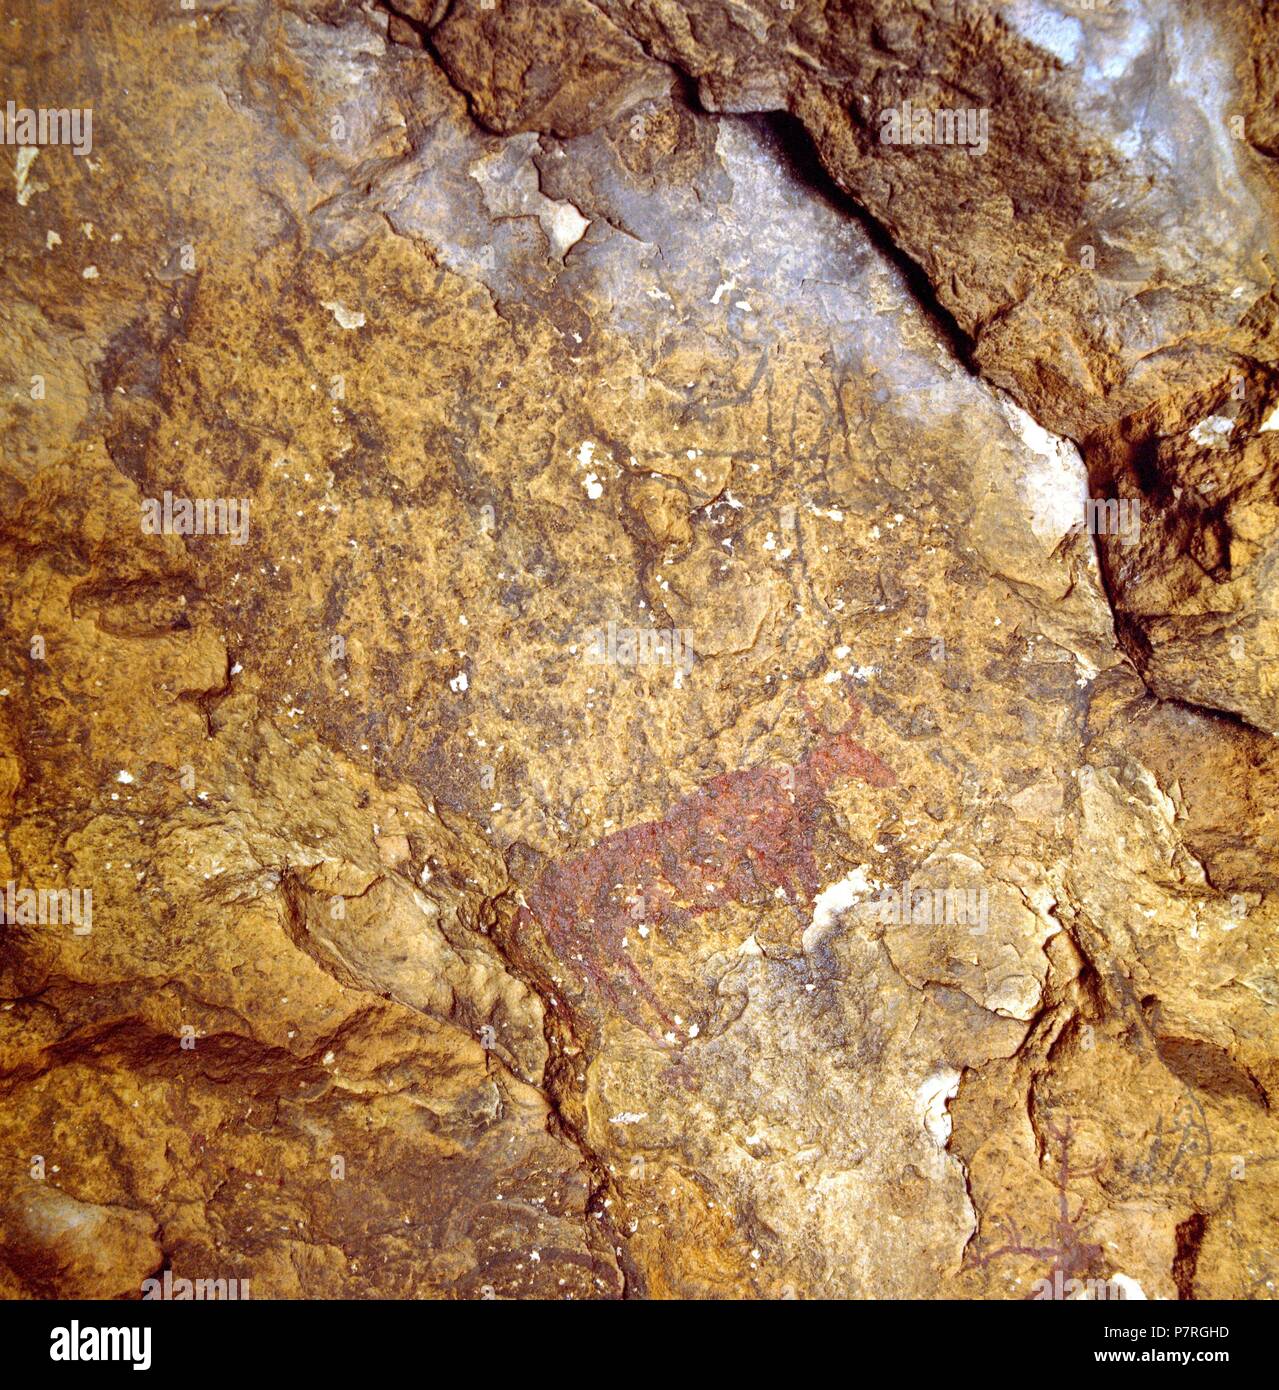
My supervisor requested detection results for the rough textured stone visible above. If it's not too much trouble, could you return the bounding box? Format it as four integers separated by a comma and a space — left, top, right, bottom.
1, 0, 1277, 1302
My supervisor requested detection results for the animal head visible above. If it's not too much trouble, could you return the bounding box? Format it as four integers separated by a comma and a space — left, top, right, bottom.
797, 684, 897, 790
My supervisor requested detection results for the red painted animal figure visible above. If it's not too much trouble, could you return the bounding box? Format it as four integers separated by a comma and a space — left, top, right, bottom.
514, 688, 896, 1036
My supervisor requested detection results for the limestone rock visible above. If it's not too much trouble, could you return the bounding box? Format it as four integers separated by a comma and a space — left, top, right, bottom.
1, 0, 1276, 1303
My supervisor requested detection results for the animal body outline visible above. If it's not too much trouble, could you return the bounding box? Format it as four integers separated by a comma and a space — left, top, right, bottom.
513, 687, 897, 1036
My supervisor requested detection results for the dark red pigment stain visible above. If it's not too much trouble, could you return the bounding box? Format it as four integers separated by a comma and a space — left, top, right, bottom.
514, 690, 896, 1036
970, 1116, 1107, 1298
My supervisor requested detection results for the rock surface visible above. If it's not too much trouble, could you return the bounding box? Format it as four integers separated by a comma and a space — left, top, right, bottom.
1, 0, 1277, 1299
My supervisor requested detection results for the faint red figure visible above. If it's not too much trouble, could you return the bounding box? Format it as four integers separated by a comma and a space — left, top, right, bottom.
514, 686, 896, 1034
